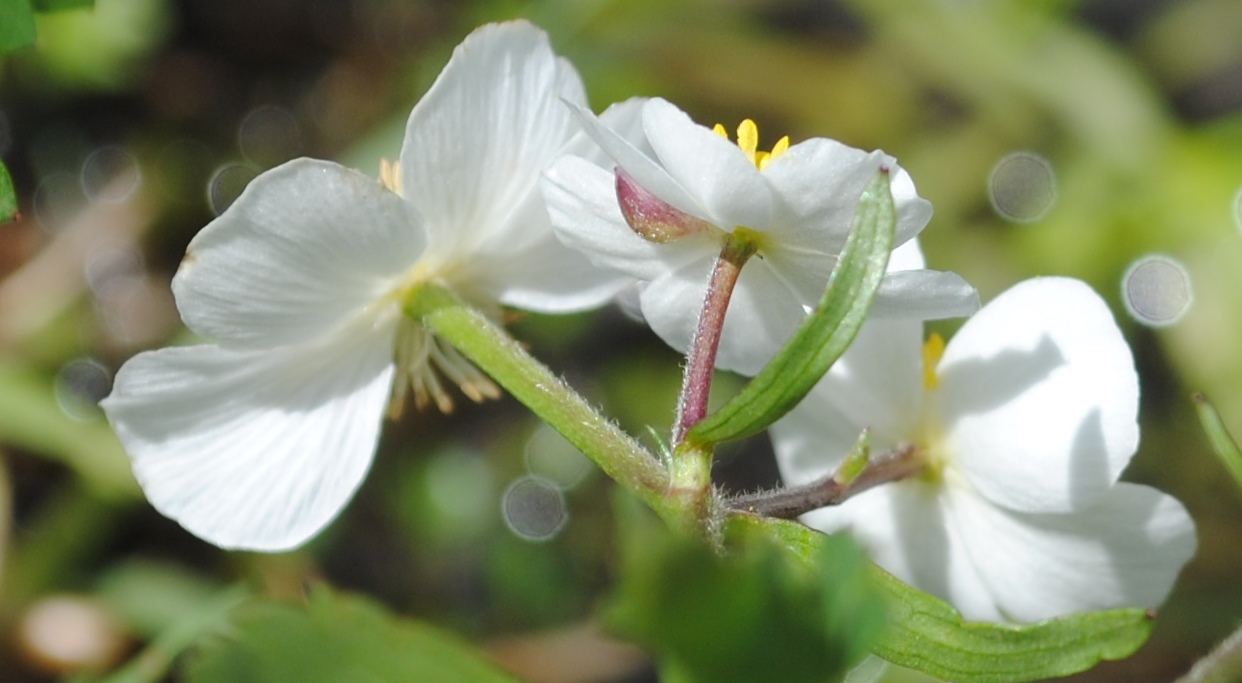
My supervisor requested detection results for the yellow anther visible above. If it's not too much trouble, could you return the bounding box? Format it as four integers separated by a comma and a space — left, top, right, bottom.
712, 119, 789, 170
758, 136, 790, 170
737, 119, 759, 163
923, 332, 946, 390
379, 158, 403, 195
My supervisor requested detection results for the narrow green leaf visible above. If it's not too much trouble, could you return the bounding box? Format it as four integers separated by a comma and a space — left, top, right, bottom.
606, 495, 885, 683
731, 514, 1156, 683
183, 588, 520, 683
0, 0, 37, 53
1192, 392, 1242, 492
687, 169, 896, 446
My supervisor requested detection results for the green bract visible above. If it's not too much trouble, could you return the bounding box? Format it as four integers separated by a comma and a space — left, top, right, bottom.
687, 169, 896, 446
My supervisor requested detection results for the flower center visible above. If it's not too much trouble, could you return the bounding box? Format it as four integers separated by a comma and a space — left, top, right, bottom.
712, 119, 790, 170
374, 160, 500, 417
915, 333, 952, 482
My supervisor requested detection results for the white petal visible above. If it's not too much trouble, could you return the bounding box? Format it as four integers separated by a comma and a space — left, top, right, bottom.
870, 269, 981, 320
938, 277, 1139, 513
636, 252, 723, 357
100, 321, 396, 551
479, 229, 634, 313
763, 141, 932, 251
800, 481, 1005, 622
948, 483, 1196, 622
811, 318, 926, 445
641, 98, 773, 230
560, 97, 651, 167
400, 21, 583, 256
458, 173, 631, 313
542, 156, 712, 282
713, 258, 815, 375
888, 237, 926, 271
174, 159, 425, 348
563, 100, 707, 222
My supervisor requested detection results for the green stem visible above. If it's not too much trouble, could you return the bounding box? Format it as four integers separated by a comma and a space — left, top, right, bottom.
406, 284, 673, 520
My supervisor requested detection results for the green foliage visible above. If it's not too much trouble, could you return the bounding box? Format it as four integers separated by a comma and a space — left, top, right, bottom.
0, 0, 37, 52
183, 588, 520, 683
738, 514, 1157, 683
0, 0, 95, 53
32, 0, 94, 10
605, 496, 885, 683
0, 160, 16, 222
1193, 392, 1242, 492
0, 360, 136, 497
688, 169, 896, 446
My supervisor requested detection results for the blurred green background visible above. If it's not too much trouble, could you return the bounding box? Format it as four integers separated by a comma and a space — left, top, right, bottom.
1, 0, 1240, 681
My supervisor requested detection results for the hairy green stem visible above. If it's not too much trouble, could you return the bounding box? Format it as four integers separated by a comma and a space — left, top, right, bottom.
405, 284, 673, 521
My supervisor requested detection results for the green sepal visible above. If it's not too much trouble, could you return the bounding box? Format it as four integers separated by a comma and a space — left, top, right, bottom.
605, 494, 885, 683
182, 587, 519, 683
686, 169, 896, 446
733, 513, 1156, 683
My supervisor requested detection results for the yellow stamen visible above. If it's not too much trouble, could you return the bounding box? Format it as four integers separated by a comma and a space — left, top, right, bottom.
387, 313, 501, 418
737, 119, 759, 163
379, 158, 403, 195
922, 332, 946, 390
712, 118, 790, 170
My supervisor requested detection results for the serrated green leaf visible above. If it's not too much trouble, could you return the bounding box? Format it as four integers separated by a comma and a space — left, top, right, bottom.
0, 0, 37, 52
606, 495, 885, 683
183, 588, 520, 683
1193, 392, 1242, 492
687, 169, 896, 446
734, 513, 1156, 683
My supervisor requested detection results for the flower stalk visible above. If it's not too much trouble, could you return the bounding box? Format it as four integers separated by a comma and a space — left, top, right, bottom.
673, 233, 758, 446
405, 283, 675, 521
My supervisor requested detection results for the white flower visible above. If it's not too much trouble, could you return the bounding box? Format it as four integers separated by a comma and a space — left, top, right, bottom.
101, 21, 630, 552
541, 98, 979, 375
771, 272, 1197, 622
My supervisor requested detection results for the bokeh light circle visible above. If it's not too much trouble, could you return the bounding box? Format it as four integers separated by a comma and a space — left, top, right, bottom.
1121, 254, 1193, 328
54, 359, 112, 421
207, 163, 258, 216
80, 146, 142, 204
33, 172, 85, 232
524, 424, 594, 489
987, 151, 1057, 223
238, 105, 302, 167
501, 475, 567, 542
